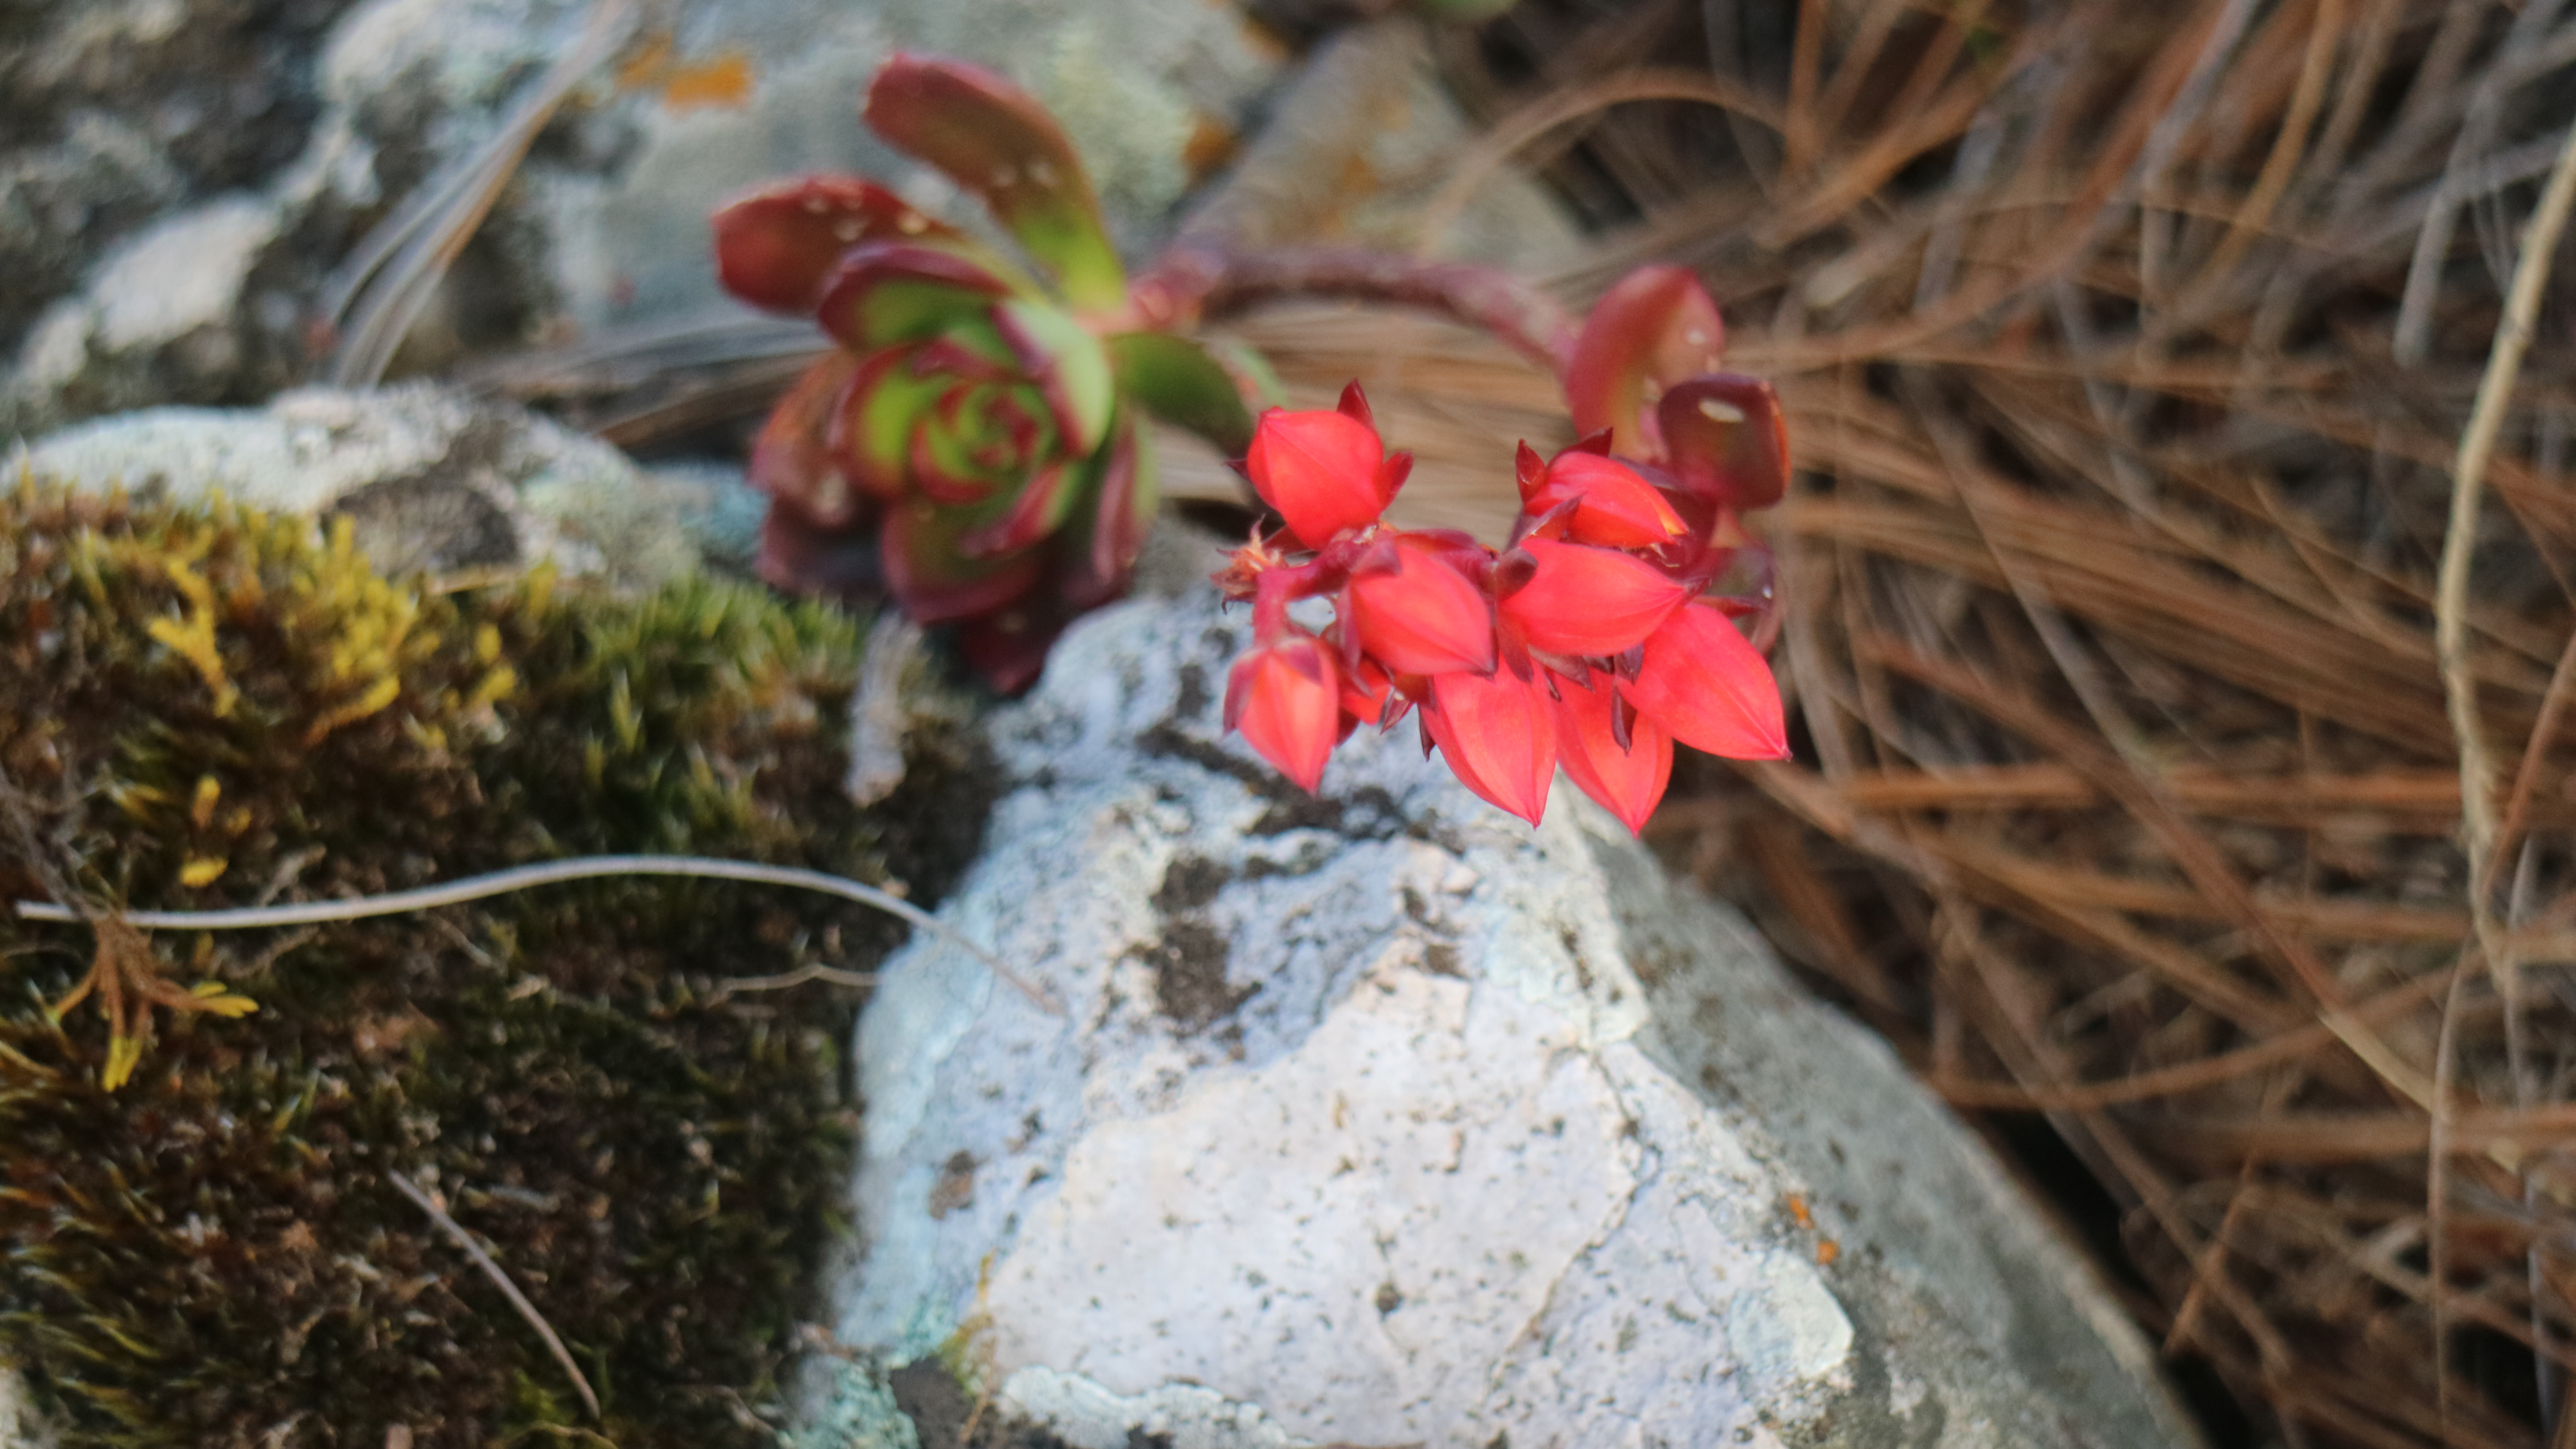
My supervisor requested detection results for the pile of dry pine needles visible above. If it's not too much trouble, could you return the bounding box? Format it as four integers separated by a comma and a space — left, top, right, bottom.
465, 1, 2576, 1442
1369, 2, 2576, 1445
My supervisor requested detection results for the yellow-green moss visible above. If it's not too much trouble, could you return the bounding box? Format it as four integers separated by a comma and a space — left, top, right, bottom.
0, 482, 994, 1447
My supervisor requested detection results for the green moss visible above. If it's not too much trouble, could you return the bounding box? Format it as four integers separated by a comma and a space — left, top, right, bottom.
0, 482, 994, 1447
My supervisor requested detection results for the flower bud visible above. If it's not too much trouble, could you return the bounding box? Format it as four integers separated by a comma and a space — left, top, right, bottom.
1425, 669, 1558, 826
1497, 538, 1689, 658
1525, 452, 1688, 549
1625, 603, 1790, 761
1244, 407, 1395, 547
1224, 634, 1345, 792
1551, 682, 1673, 836
1347, 535, 1496, 676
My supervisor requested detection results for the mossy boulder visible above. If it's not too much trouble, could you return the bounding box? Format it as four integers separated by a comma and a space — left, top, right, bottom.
0, 480, 993, 1447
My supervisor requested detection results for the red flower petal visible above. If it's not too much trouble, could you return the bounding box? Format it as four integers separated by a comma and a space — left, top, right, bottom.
1426, 669, 1558, 826
1348, 535, 1495, 676
1626, 603, 1790, 760
711, 176, 954, 314
1497, 538, 1689, 657
1552, 683, 1673, 836
1225, 635, 1343, 792
1526, 452, 1688, 549
1244, 407, 1391, 547
1563, 265, 1727, 460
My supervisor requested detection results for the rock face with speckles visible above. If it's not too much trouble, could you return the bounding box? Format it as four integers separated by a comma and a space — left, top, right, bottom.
800, 534, 2204, 1449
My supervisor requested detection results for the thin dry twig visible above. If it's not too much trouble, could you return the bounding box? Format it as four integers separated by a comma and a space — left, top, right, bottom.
389, 1171, 601, 1423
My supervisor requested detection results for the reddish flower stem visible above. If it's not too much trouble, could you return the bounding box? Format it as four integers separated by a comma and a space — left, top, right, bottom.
1129, 244, 1579, 376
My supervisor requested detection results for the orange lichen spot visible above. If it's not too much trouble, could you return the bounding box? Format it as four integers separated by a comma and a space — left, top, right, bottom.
617, 30, 755, 112
1785, 1193, 1814, 1231
1182, 114, 1239, 185
1816, 1237, 1841, 1267
659, 51, 754, 111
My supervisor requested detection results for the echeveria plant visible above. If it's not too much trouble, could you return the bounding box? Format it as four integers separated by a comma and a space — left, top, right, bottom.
714, 55, 1252, 690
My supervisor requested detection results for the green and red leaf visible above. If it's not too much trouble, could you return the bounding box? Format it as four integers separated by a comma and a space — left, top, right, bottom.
993, 299, 1115, 455
713, 176, 958, 314
1656, 374, 1788, 511
1563, 265, 1728, 459
1106, 331, 1255, 454
816, 240, 1016, 349
1063, 416, 1154, 609
864, 54, 1127, 312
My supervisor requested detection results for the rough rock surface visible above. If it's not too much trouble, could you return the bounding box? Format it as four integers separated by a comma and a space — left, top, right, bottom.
0, 0, 1287, 434
3, 0, 1586, 439
801, 545, 2202, 1449
0, 1370, 33, 1449
21, 382, 756, 585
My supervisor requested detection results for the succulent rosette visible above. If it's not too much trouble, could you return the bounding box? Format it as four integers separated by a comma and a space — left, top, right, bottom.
714, 55, 1253, 690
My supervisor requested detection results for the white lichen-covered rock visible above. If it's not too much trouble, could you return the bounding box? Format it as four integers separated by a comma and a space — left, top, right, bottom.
2, 0, 1586, 437
803, 548, 2201, 1449
0, 1366, 45, 1449
0, 0, 1290, 432
20, 382, 749, 585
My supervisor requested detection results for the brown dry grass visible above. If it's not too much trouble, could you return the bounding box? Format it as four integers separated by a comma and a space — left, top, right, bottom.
1346, 2, 2576, 1444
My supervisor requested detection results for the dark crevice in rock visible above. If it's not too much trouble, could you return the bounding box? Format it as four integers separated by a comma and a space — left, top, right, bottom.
1135, 721, 1407, 838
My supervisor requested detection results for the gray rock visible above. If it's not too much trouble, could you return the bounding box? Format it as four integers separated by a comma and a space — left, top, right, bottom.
0, 0, 1288, 433
0, 1367, 47, 1449
804, 550, 2202, 1449
21, 382, 711, 585
2, 0, 1585, 437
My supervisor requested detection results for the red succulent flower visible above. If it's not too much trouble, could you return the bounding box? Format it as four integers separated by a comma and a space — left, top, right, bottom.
1244, 385, 1408, 548
1215, 352, 1789, 831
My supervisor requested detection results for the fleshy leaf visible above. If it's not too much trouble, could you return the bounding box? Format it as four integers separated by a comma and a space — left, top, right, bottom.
751, 352, 869, 524
1656, 374, 1789, 511
1106, 332, 1255, 453
878, 499, 1045, 623
994, 299, 1115, 455
816, 241, 1015, 349
864, 53, 1127, 312
1563, 265, 1727, 459
1627, 603, 1790, 761
1064, 416, 1153, 609
957, 457, 1082, 559
829, 350, 951, 500
712, 176, 957, 313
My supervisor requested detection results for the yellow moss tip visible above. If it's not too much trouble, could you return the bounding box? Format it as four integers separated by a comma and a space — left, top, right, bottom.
102, 1034, 144, 1092
178, 855, 229, 888
186, 982, 259, 1018
189, 775, 222, 830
